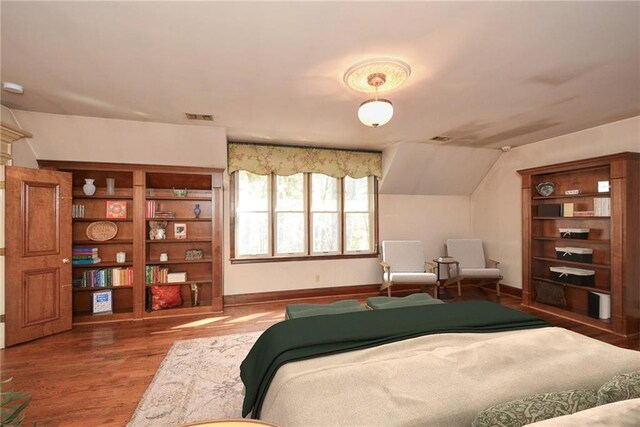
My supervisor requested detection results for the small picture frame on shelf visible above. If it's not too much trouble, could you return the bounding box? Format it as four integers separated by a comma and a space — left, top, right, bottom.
92, 290, 113, 315
174, 223, 187, 239
598, 181, 610, 193
106, 200, 127, 219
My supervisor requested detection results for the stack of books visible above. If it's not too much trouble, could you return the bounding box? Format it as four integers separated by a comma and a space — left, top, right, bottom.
167, 272, 187, 283
154, 211, 176, 219
73, 247, 101, 265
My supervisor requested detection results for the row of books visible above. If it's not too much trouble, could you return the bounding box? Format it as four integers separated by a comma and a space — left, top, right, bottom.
145, 200, 176, 219
72, 204, 85, 218
557, 197, 611, 218
145, 265, 187, 284
73, 247, 101, 265
73, 267, 134, 288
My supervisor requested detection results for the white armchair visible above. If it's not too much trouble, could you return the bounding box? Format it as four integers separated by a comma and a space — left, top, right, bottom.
445, 239, 502, 296
380, 240, 438, 297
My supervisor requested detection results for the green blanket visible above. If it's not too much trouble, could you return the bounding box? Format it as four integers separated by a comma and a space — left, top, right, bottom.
240, 300, 549, 418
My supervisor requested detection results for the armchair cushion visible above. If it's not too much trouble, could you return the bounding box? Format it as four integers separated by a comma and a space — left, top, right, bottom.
446, 239, 487, 268
387, 272, 437, 284
459, 267, 502, 279
382, 240, 426, 272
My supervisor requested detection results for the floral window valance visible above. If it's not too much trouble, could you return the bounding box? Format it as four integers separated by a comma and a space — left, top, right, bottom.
228, 142, 382, 179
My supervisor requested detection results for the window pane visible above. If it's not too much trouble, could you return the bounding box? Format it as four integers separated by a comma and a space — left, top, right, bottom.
236, 212, 269, 255
345, 213, 371, 252
276, 213, 305, 254
276, 174, 304, 211
237, 171, 269, 211
311, 174, 338, 211
344, 176, 369, 212
312, 213, 338, 252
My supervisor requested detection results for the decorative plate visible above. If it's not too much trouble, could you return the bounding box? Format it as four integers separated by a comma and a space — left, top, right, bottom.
536, 182, 555, 197
86, 221, 118, 241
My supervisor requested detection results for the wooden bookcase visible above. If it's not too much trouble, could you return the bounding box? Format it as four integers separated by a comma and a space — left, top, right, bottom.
38, 161, 224, 324
518, 152, 639, 336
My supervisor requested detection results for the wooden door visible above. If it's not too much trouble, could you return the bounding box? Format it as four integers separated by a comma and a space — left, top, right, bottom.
5, 166, 72, 346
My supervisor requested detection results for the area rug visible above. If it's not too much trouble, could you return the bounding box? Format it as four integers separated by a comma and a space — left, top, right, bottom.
128, 331, 262, 427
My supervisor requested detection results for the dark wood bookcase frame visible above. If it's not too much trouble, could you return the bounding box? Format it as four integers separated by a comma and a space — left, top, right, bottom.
39, 160, 224, 324
518, 152, 639, 336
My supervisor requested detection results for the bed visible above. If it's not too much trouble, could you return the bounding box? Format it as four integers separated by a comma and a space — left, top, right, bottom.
240, 301, 640, 426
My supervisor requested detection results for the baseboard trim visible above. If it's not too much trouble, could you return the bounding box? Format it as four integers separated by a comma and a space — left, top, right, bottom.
224, 283, 522, 306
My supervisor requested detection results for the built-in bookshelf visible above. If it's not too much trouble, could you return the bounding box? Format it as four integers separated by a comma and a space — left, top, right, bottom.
38, 161, 224, 324
518, 152, 639, 336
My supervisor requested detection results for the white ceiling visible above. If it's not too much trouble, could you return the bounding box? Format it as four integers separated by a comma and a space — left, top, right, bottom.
1, 1, 639, 152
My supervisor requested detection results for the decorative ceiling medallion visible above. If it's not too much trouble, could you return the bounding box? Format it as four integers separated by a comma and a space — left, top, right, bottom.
343, 58, 411, 93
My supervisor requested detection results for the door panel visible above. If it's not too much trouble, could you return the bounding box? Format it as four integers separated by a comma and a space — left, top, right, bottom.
5, 166, 72, 347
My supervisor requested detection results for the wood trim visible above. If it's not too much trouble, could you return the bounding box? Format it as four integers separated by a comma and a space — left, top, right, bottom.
1, 122, 32, 144
230, 253, 378, 264
223, 282, 521, 306
38, 160, 224, 174
517, 152, 640, 175
224, 284, 382, 306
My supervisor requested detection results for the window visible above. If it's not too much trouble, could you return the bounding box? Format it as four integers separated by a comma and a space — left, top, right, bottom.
232, 171, 377, 261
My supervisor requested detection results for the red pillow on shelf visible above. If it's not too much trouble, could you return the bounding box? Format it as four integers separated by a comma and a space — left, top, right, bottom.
151, 285, 183, 310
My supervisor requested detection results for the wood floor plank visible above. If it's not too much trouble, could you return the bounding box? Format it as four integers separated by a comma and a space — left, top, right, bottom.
1, 290, 637, 426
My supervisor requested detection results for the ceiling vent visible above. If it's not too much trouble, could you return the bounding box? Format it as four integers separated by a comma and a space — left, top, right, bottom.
430, 135, 452, 142
185, 113, 214, 121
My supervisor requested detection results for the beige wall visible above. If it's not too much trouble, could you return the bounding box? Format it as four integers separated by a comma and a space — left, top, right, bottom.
471, 116, 640, 288
10, 110, 228, 168
224, 193, 471, 294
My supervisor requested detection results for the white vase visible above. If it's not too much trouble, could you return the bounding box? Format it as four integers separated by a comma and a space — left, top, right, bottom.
83, 178, 96, 196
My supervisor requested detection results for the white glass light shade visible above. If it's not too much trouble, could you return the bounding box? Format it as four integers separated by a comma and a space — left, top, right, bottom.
358, 99, 393, 127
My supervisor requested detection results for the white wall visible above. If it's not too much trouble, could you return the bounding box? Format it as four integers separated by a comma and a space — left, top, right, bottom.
224, 193, 471, 294
10, 110, 228, 168
471, 116, 640, 288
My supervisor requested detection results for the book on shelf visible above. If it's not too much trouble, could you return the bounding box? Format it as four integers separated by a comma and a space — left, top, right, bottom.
72, 257, 102, 265
593, 197, 611, 217
561, 203, 574, 217
573, 210, 595, 217
154, 211, 176, 219
146, 201, 157, 219
167, 272, 187, 283
73, 246, 98, 253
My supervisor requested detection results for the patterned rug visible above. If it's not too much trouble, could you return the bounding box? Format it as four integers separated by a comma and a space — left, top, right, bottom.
128, 331, 262, 426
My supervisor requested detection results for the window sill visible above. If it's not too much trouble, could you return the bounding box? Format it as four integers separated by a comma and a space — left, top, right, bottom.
230, 252, 379, 264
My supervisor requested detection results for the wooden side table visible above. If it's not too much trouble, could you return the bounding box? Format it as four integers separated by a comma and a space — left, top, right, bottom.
433, 257, 463, 300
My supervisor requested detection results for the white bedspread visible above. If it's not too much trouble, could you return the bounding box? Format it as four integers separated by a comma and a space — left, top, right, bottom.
259, 327, 640, 426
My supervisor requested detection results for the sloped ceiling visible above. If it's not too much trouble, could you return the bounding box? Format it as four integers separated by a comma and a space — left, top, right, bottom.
381, 143, 501, 195
1, 1, 639, 152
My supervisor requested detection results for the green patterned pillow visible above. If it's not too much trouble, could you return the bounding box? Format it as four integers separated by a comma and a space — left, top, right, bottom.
472, 389, 598, 427
598, 370, 640, 405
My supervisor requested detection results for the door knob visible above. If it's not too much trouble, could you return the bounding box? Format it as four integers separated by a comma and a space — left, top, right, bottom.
62, 258, 71, 264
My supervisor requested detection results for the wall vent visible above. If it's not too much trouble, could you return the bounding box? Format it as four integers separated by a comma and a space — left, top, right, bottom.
430, 135, 452, 142
185, 113, 214, 121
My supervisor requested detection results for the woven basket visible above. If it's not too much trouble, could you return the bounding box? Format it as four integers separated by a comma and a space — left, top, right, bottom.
86, 221, 118, 241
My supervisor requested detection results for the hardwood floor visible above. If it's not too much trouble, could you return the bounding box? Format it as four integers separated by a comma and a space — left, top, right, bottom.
1, 288, 638, 426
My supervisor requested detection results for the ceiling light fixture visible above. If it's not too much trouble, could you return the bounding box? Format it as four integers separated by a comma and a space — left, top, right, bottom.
357, 74, 393, 127
2, 82, 24, 95
344, 58, 411, 128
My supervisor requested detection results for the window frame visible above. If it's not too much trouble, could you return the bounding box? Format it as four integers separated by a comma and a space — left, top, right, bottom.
230, 171, 379, 263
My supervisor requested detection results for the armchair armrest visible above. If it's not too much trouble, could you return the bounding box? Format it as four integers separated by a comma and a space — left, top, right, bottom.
486, 258, 500, 268
424, 261, 436, 273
